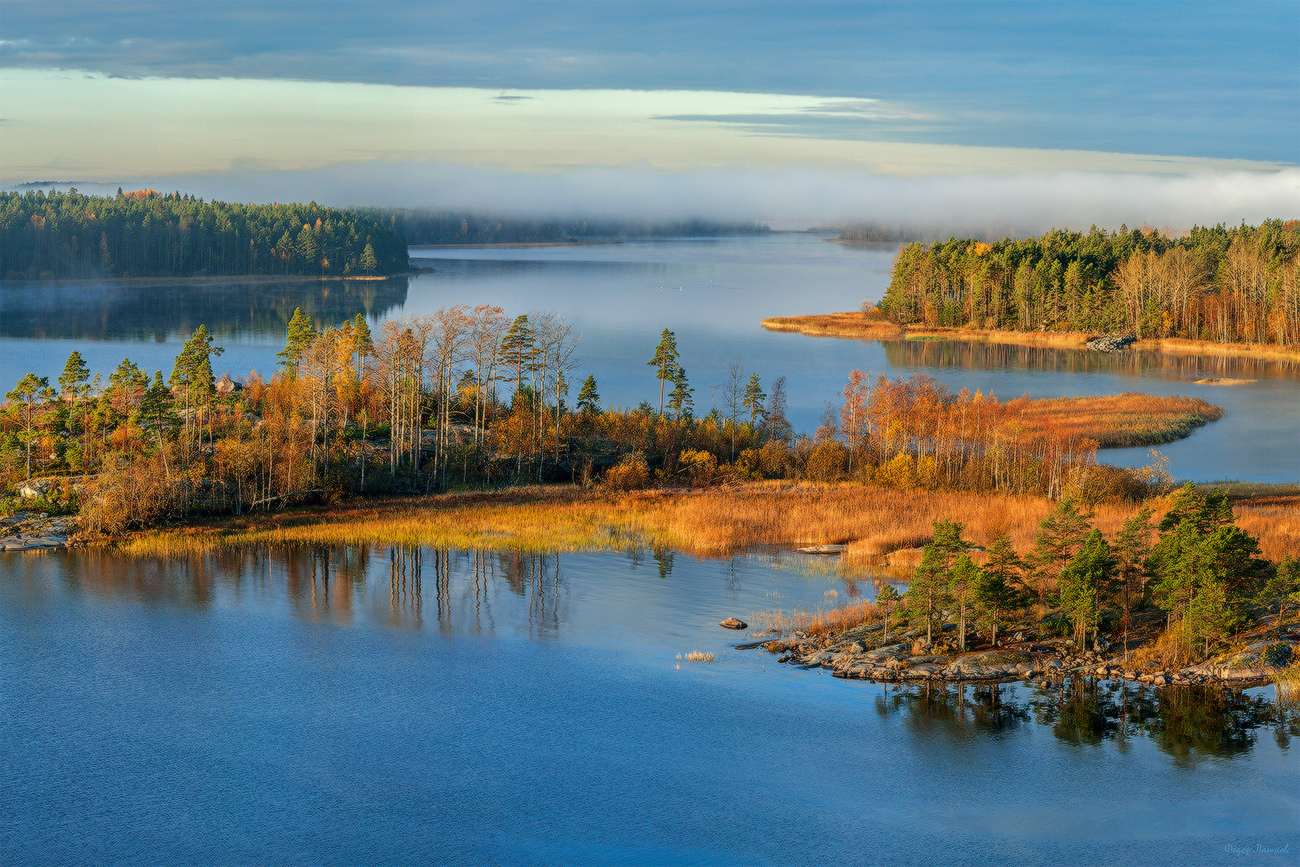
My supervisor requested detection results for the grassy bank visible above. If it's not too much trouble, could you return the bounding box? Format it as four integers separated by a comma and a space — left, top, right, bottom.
114, 482, 1299, 565
761, 312, 1300, 363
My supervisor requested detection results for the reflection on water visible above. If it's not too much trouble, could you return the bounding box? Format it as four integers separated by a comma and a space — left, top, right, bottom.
877, 677, 1298, 762
17, 543, 1297, 763
0, 276, 409, 342
884, 339, 1300, 380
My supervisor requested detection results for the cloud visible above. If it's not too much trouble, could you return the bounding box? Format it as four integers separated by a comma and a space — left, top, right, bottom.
109, 161, 1300, 234
2, 1, 1295, 161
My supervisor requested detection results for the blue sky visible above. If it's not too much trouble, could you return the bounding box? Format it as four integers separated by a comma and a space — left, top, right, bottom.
2, 1, 1297, 224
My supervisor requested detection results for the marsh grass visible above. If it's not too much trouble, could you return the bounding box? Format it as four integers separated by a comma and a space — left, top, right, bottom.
1274, 662, 1300, 708
1011, 393, 1223, 448
116, 480, 1296, 568
679, 651, 716, 663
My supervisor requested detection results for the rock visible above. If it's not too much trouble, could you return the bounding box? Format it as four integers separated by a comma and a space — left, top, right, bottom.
1086, 334, 1135, 352
844, 641, 865, 654
795, 544, 846, 555
719, 617, 748, 630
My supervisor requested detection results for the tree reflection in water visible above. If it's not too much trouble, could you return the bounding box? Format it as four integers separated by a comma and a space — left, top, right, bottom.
878, 675, 1299, 763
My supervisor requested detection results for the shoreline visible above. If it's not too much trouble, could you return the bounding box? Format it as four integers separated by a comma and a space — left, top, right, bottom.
740, 621, 1289, 689
409, 240, 622, 249
10, 482, 1297, 689
761, 312, 1300, 363
1, 272, 412, 286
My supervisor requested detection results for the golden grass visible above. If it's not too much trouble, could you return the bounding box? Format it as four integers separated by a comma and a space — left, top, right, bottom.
1274, 662, 1300, 707
760, 313, 1300, 362
115, 481, 1296, 571
1008, 393, 1223, 448
1233, 495, 1300, 563
678, 651, 716, 663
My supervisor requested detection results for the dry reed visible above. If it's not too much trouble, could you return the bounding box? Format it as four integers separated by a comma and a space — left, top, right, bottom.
760, 313, 1300, 362
116, 481, 1295, 571
679, 651, 716, 663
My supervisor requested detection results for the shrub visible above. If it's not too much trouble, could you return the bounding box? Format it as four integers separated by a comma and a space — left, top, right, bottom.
603, 452, 650, 491
805, 440, 848, 482
758, 440, 789, 478
678, 449, 718, 487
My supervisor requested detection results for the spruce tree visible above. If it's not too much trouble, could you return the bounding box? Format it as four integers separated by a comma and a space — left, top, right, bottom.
577, 375, 600, 415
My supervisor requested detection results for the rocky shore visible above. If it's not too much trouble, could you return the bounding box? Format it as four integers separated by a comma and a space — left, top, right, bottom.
0, 513, 79, 552
736, 619, 1297, 688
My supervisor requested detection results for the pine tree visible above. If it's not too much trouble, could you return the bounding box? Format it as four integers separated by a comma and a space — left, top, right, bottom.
138, 371, 177, 479
59, 351, 90, 401
352, 313, 374, 382
499, 314, 537, 398
947, 554, 982, 652
743, 372, 767, 425
1029, 497, 1094, 611
6, 373, 54, 480
905, 519, 967, 645
647, 328, 681, 416
1111, 507, 1152, 658
876, 585, 902, 645
667, 365, 693, 421
278, 307, 315, 374
360, 242, 378, 274
1059, 529, 1115, 649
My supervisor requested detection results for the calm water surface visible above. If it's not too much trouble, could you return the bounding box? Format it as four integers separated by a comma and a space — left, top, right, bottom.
2, 234, 1296, 481
2, 545, 1297, 866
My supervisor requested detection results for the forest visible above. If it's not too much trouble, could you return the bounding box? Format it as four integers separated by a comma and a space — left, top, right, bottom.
0, 189, 409, 279
877, 220, 1300, 346
1, 305, 1182, 534
357, 208, 771, 245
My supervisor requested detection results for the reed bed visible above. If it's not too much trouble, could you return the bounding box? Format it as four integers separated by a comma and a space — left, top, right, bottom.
1274, 662, 1300, 708
1009, 393, 1224, 448
118, 481, 1294, 571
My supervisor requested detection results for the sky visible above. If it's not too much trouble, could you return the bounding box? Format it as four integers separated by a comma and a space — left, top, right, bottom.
2, 0, 1298, 227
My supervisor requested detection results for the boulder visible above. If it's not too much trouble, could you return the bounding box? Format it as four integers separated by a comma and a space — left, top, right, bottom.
719, 617, 748, 630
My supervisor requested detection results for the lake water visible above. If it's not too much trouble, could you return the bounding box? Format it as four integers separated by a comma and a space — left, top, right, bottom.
3, 544, 1297, 866
1, 233, 1296, 482
3, 235, 1300, 863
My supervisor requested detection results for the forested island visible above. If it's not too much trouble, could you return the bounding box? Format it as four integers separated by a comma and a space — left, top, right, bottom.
876, 220, 1300, 346
0, 189, 409, 279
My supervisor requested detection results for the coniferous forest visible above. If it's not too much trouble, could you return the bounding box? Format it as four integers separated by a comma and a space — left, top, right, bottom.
878, 220, 1300, 346
0, 189, 410, 279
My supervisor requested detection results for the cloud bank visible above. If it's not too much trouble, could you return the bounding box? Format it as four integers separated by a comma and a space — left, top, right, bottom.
108, 162, 1300, 236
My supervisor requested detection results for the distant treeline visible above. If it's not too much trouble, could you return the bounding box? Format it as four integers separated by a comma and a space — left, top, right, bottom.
878, 220, 1300, 346
1, 189, 409, 279
359, 209, 771, 245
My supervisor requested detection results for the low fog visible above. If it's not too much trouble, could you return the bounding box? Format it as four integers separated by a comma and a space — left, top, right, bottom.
21, 163, 1300, 238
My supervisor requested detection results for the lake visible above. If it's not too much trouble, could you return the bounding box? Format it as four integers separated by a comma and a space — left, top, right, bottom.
1, 233, 1296, 482
2, 544, 1297, 866
2, 234, 1299, 863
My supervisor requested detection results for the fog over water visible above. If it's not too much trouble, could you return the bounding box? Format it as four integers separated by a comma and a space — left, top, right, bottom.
52, 165, 1300, 235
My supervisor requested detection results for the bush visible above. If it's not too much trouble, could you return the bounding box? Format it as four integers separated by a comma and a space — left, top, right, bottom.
678, 449, 718, 487
603, 452, 650, 491
806, 440, 848, 482
758, 440, 789, 479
